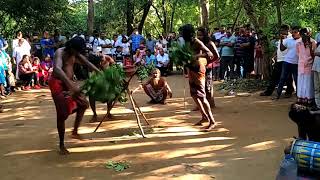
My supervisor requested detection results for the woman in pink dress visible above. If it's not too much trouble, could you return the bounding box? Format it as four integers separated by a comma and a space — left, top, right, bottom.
296, 28, 317, 106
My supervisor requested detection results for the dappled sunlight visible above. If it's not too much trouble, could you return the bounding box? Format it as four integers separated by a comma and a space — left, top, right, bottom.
243, 140, 278, 152
4, 149, 52, 156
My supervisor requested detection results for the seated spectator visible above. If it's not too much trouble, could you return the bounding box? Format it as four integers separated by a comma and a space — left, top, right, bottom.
18, 55, 38, 90
145, 49, 157, 65
113, 46, 124, 66
133, 49, 144, 66
131, 68, 172, 104
156, 48, 170, 76
40, 55, 53, 85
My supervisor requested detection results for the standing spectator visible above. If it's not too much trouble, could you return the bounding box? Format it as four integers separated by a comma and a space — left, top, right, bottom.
146, 34, 156, 53
72, 29, 85, 39
234, 28, 250, 78
119, 36, 131, 56
220, 29, 236, 80
213, 27, 226, 41
89, 30, 103, 54
100, 32, 112, 56
129, 29, 144, 53
260, 25, 294, 96
111, 34, 119, 55
275, 26, 301, 100
0, 51, 7, 96
0, 34, 8, 51
246, 28, 256, 76
254, 39, 264, 79
13, 36, 31, 79
315, 26, 320, 46
53, 29, 66, 51
31, 32, 42, 58
40, 31, 55, 58
156, 35, 168, 53
296, 28, 317, 106
313, 40, 320, 109
156, 48, 169, 76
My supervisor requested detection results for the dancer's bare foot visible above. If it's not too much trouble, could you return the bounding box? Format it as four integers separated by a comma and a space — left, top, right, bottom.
59, 146, 70, 155
89, 115, 98, 123
194, 119, 206, 126
70, 133, 83, 140
201, 123, 216, 132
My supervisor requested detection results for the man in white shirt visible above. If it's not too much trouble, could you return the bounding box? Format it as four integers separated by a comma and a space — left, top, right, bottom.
261, 25, 294, 96
275, 26, 301, 99
89, 30, 104, 54
100, 32, 112, 55
156, 48, 169, 76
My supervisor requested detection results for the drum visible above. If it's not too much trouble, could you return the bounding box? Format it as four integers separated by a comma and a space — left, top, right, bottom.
290, 139, 320, 172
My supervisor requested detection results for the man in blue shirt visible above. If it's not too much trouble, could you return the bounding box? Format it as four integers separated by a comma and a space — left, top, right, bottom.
129, 29, 145, 53
40, 31, 55, 58
0, 35, 8, 51
145, 49, 157, 65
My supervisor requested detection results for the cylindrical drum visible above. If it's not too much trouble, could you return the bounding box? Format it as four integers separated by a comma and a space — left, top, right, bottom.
290, 139, 320, 172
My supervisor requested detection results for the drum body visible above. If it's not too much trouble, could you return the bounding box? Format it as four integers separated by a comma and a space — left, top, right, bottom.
290, 139, 320, 172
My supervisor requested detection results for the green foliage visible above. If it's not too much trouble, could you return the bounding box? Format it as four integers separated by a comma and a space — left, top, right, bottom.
136, 63, 156, 81
169, 42, 194, 66
105, 160, 130, 172
81, 64, 126, 103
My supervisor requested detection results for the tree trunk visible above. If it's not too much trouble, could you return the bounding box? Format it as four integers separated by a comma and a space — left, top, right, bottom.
275, 0, 282, 29
138, 0, 153, 34
162, 0, 167, 34
126, 0, 134, 35
241, 0, 271, 79
214, 0, 220, 27
200, 0, 209, 29
87, 0, 94, 34
169, 0, 178, 33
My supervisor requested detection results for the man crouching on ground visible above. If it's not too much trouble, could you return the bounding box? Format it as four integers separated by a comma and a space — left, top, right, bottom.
49, 37, 99, 155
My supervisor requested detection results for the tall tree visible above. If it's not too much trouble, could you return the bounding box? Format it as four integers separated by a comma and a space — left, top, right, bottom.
199, 0, 209, 29
88, 0, 94, 34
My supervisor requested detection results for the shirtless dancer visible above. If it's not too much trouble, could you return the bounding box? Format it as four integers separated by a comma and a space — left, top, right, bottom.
49, 37, 99, 154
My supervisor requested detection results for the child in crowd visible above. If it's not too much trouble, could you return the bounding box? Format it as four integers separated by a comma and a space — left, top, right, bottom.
254, 39, 264, 79
133, 49, 144, 66
41, 55, 53, 85
131, 68, 172, 104
32, 57, 42, 87
113, 46, 124, 66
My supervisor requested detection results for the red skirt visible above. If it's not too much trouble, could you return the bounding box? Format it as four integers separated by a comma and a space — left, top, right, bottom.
49, 77, 78, 119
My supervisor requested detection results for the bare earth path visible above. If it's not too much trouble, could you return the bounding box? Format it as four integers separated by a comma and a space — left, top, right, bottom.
0, 75, 296, 180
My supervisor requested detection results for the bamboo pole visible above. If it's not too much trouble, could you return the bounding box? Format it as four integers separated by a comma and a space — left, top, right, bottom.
128, 91, 146, 138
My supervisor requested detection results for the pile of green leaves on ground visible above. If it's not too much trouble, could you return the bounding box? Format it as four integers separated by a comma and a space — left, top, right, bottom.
81, 64, 126, 103
169, 42, 194, 66
216, 79, 269, 93
105, 161, 130, 172
137, 63, 156, 81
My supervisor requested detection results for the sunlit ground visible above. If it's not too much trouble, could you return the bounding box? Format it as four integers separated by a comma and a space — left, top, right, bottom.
0, 75, 296, 180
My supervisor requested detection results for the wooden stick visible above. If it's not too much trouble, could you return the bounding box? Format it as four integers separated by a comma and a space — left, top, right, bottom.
132, 97, 150, 125
128, 90, 146, 138
93, 113, 109, 132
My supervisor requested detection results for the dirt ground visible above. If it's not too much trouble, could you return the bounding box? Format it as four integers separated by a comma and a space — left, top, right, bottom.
0, 75, 297, 180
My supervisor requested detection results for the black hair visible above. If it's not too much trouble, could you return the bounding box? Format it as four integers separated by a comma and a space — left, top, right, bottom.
280, 24, 290, 31
292, 26, 301, 31
16, 30, 22, 36
300, 27, 311, 48
146, 49, 151, 53
65, 36, 86, 54
181, 24, 195, 42
197, 27, 210, 45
